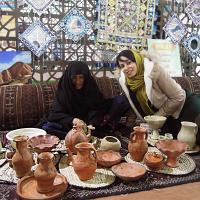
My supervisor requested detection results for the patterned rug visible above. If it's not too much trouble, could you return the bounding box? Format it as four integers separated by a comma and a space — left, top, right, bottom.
0, 133, 200, 200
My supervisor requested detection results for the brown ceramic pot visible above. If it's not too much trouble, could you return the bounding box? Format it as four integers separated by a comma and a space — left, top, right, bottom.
128, 126, 148, 162
12, 136, 33, 178
65, 123, 91, 154
34, 152, 57, 193
144, 152, 164, 171
69, 142, 97, 181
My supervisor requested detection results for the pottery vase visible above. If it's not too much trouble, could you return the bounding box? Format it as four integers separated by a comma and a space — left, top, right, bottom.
71, 142, 97, 181
177, 121, 198, 150
12, 136, 33, 178
128, 126, 148, 162
34, 152, 57, 193
65, 123, 91, 154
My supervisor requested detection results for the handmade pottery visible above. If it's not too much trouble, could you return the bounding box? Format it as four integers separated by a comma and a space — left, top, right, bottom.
177, 121, 198, 150
65, 122, 93, 153
144, 115, 166, 140
16, 174, 68, 200
156, 140, 188, 168
144, 151, 164, 171
12, 135, 33, 178
28, 134, 60, 153
5, 151, 15, 168
111, 162, 146, 181
128, 126, 148, 162
68, 142, 97, 181
100, 136, 121, 152
96, 150, 122, 167
34, 152, 57, 193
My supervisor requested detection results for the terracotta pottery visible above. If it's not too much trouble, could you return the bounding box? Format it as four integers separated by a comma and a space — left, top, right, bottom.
34, 152, 57, 193
156, 140, 188, 168
16, 174, 68, 200
144, 152, 164, 171
68, 142, 97, 181
96, 150, 122, 167
65, 123, 91, 154
177, 121, 198, 150
111, 162, 146, 181
12, 136, 33, 178
5, 151, 15, 168
128, 126, 148, 162
28, 134, 60, 153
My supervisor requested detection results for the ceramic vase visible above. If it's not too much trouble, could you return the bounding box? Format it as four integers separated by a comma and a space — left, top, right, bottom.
12, 136, 33, 178
128, 126, 148, 162
34, 152, 57, 193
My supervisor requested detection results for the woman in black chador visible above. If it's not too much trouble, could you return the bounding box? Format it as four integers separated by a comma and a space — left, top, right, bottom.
43, 61, 113, 139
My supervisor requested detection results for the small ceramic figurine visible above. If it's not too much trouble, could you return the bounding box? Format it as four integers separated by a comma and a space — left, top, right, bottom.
65, 121, 94, 153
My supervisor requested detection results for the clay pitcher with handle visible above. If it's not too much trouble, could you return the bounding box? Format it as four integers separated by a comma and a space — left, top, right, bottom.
128, 126, 148, 162
67, 142, 97, 181
65, 122, 94, 154
12, 135, 33, 178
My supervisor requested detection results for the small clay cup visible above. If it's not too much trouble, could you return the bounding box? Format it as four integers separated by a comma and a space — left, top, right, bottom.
144, 152, 164, 171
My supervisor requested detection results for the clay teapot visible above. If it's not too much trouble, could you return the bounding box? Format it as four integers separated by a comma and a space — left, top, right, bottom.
34, 152, 57, 193
67, 142, 97, 181
65, 121, 94, 153
12, 136, 33, 178
128, 126, 148, 162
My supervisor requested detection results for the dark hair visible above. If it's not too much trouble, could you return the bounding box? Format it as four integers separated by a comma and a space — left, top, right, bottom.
116, 50, 136, 67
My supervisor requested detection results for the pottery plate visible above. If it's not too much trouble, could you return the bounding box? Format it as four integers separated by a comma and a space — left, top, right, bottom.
125, 147, 196, 175
59, 156, 115, 188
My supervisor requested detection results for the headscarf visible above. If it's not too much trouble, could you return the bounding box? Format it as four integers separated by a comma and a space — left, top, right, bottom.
51, 61, 106, 121
117, 49, 154, 115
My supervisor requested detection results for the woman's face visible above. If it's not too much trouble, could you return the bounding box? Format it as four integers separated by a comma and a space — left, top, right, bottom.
72, 74, 85, 90
118, 56, 137, 78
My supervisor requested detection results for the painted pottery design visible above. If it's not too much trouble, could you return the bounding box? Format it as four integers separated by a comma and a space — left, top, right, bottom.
34, 152, 57, 193
68, 142, 97, 181
177, 121, 198, 150
128, 126, 148, 162
12, 136, 33, 178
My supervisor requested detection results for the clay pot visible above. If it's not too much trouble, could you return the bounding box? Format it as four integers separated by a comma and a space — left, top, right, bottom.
34, 152, 57, 193
156, 140, 188, 167
144, 152, 164, 171
12, 136, 33, 178
128, 126, 148, 162
100, 136, 121, 152
68, 142, 97, 181
65, 123, 92, 154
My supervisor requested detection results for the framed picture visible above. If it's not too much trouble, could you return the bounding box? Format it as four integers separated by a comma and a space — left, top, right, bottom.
59, 7, 91, 43
163, 14, 187, 44
185, 0, 200, 26
183, 32, 200, 59
19, 20, 56, 57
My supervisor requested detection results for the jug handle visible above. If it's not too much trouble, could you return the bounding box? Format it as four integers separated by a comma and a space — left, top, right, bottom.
144, 130, 148, 140
66, 148, 73, 165
130, 131, 136, 142
195, 124, 198, 135
89, 143, 97, 162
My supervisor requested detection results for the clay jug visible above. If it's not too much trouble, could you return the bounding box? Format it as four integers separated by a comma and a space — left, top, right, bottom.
12, 135, 33, 178
177, 121, 198, 150
65, 123, 93, 153
34, 152, 57, 193
128, 126, 148, 162
68, 142, 97, 181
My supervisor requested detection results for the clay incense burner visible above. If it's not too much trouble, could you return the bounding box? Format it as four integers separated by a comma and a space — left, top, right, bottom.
156, 140, 188, 168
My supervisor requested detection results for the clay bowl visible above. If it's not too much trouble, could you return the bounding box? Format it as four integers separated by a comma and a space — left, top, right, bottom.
144, 115, 167, 130
144, 151, 164, 171
96, 150, 122, 167
156, 140, 188, 168
28, 134, 60, 153
111, 162, 146, 181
